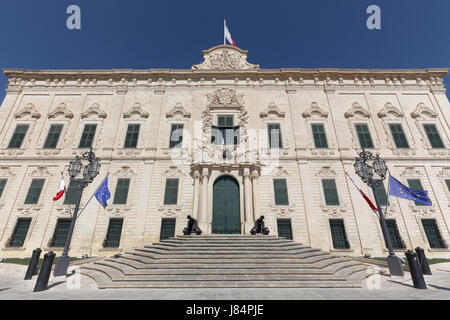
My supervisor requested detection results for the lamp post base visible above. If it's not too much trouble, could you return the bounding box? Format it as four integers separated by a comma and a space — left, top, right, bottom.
53, 255, 71, 277
387, 254, 404, 277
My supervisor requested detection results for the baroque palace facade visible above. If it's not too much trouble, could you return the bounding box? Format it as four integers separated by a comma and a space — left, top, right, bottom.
0, 45, 449, 259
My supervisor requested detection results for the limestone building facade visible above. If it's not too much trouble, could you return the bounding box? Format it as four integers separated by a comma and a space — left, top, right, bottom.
0, 45, 449, 258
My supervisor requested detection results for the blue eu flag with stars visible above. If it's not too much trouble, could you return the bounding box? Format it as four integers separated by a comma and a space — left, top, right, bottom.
388, 175, 432, 206
95, 176, 111, 209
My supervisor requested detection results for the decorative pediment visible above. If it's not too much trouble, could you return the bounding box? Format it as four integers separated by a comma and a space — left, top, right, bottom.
206, 88, 244, 108
166, 103, 191, 119
163, 166, 186, 177
260, 102, 285, 119
399, 166, 423, 177
14, 103, 41, 119
344, 102, 371, 119
302, 102, 328, 119
29, 166, 52, 177
48, 103, 74, 119
437, 167, 450, 178
272, 166, 289, 176
123, 103, 149, 119
377, 102, 404, 118
316, 166, 337, 177
81, 103, 107, 119
410, 103, 438, 119
192, 45, 259, 71
113, 166, 136, 177
0, 166, 15, 177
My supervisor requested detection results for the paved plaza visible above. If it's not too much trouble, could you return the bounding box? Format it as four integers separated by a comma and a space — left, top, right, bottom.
0, 262, 450, 300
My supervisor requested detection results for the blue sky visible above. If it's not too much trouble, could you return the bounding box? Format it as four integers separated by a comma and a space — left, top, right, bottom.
0, 0, 449, 104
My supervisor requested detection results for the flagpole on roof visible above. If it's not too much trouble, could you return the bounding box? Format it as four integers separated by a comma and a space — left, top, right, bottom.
224, 19, 226, 45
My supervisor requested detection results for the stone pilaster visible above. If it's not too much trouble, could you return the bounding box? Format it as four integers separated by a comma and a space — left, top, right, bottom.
251, 170, 260, 222
192, 170, 201, 220
243, 167, 253, 234
199, 167, 210, 232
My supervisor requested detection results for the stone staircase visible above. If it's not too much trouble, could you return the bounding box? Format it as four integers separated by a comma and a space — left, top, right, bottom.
81, 235, 370, 288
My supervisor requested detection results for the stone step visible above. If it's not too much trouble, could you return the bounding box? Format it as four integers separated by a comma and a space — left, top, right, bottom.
149, 243, 308, 250
135, 247, 319, 256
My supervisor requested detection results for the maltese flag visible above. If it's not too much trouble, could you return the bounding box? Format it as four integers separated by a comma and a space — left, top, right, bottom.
53, 174, 66, 201
224, 20, 236, 47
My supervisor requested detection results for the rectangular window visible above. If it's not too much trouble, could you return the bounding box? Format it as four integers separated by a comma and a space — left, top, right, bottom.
423, 124, 444, 149
103, 218, 124, 248
8, 218, 32, 247
268, 124, 283, 149
355, 124, 374, 149
79, 124, 97, 148
0, 179, 7, 199
374, 180, 389, 207
124, 124, 140, 148
169, 124, 184, 148
322, 179, 340, 206
277, 219, 293, 240
446, 179, 450, 193
49, 219, 71, 247
64, 179, 80, 205
218, 115, 234, 127
386, 219, 406, 249
113, 178, 130, 205
422, 219, 447, 249
160, 218, 176, 241
164, 178, 179, 205
389, 124, 409, 148
212, 116, 239, 146
273, 179, 289, 205
407, 179, 425, 206
24, 179, 45, 205
43, 124, 63, 149
329, 219, 350, 249
311, 124, 328, 148
8, 124, 29, 149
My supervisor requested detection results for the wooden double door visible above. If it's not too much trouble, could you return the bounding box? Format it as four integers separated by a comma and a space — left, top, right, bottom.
212, 176, 241, 234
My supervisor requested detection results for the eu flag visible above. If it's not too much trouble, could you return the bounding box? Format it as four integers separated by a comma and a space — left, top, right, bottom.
388, 175, 432, 206
95, 176, 111, 209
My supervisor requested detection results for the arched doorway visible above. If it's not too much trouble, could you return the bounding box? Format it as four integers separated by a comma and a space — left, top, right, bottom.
212, 175, 241, 234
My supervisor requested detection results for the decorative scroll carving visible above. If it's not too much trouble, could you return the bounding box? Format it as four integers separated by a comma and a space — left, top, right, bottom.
123, 103, 149, 119
29, 166, 52, 177
113, 166, 137, 177
316, 166, 337, 177
166, 103, 191, 119
410, 103, 438, 119
272, 166, 289, 176
47, 103, 74, 119
260, 101, 285, 119
399, 167, 423, 177
206, 88, 244, 108
163, 166, 186, 177
81, 103, 107, 119
302, 102, 329, 119
192, 45, 259, 70
377, 102, 404, 119
14, 103, 41, 119
0, 166, 15, 177
344, 102, 371, 119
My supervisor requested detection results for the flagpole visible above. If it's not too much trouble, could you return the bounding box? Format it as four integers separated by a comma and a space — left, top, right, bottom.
76, 172, 110, 220
385, 169, 391, 215
224, 19, 226, 45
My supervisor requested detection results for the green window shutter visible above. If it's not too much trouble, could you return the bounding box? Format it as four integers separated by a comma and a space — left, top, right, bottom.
43, 124, 63, 149
407, 179, 425, 206
422, 219, 447, 249
24, 179, 45, 205
169, 124, 184, 148
355, 124, 374, 149
8, 124, 29, 149
218, 115, 233, 127
9, 218, 31, 247
113, 178, 130, 204
50, 219, 71, 247
311, 124, 328, 148
389, 124, 409, 148
374, 180, 389, 207
160, 218, 176, 241
104, 218, 123, 248
386, 219, 406, 249
277, 219, 293, 240
273, 179, 289, 205
322, 179, 340, 206
64, 179, 81, 205
79, 124, 97, 148
423, 124, 444, 148
0, 179, 7, 199
268, 124, 282, 149
446, 179, 450, 193
233, 126, 240, 146
124, 124, 140, 148
164, 178, 179, 205
329, 219, 350, 249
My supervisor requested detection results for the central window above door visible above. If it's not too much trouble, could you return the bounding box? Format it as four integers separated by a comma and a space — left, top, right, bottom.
211, 115, 239, 146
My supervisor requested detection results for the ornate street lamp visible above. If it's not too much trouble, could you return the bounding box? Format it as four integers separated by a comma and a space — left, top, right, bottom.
354, 148, 404, 276
54, 148, 101, 277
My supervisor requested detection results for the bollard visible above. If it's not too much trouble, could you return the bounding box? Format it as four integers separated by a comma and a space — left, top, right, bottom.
405, 250, 427, 289
24, 248, 42, 280
33, 251, 55, 292
415, 247, 432, 275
